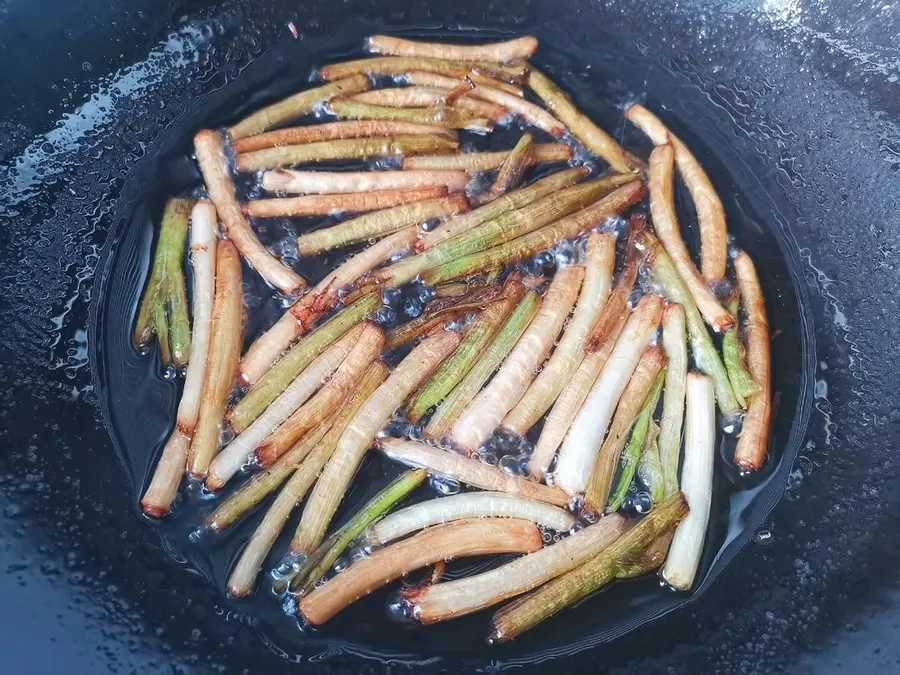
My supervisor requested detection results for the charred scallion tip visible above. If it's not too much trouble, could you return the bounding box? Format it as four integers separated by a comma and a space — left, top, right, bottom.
608, 369, 666, 512
235, 135, 459, 172
421, 178, 643, 286
489, 132, 535, 200
488, 492, 689, 643
465, 72, 525, 97
330, 99, 493, 133
642, 230, 740, 415
227, 293, 382, 433
425, 284, 537, 438
383, 313, 463, 351
429, 560, 448, 585
722, 294, 760, 408
276, 469, 427, 596
442, 78, 477, 106
406, 277, 526, 422
134, 198, 195, 366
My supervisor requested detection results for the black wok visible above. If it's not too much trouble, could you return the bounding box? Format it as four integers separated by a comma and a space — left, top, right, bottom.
1, 0, 899, 672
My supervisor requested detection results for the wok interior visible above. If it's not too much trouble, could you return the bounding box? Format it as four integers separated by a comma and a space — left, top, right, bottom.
96, 27, 813, 659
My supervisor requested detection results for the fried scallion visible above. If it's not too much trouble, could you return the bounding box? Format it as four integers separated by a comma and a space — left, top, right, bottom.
133, 198, 195, 366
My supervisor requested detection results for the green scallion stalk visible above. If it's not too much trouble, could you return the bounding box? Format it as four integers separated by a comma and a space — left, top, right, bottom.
608, 371, 665, 512
134, 198, 195, 366
643, 231, 740, 415
722, 295, 760, 408
382, 176, 630, 288
422, 179, 643, 285
407, 281, 525, 422
319, 56, 528, 83
426, 290, 540, 439
228, 293, 381, 432
295, 195, 467, 256
277, 469, 427, 596
659, 303, 687, 498
384, 284, 504, 350
330, 99, 491, 132
235, 135, 459, 172
419, 168, 587, 250
203, 422, 334, 532
488, 492, 689, 643
637, 420, 666, 505
228, 74, 371, 140
527, 67, 633, 174
488, 132, 535, 199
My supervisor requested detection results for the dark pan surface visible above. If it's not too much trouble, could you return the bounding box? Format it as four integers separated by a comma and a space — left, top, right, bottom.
1, 0, 899, 672
97, 26, 813, 663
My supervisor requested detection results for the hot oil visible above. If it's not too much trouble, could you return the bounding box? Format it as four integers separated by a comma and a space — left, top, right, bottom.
99, 31, 811, 660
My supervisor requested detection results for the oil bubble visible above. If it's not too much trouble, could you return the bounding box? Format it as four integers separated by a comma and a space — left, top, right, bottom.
633, 491, 653, 513
498, 454, 520, 475
479, 451, 499, 466
386, 591, 417, 625
755, 529, 774, 545
429, 475, 460, 495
